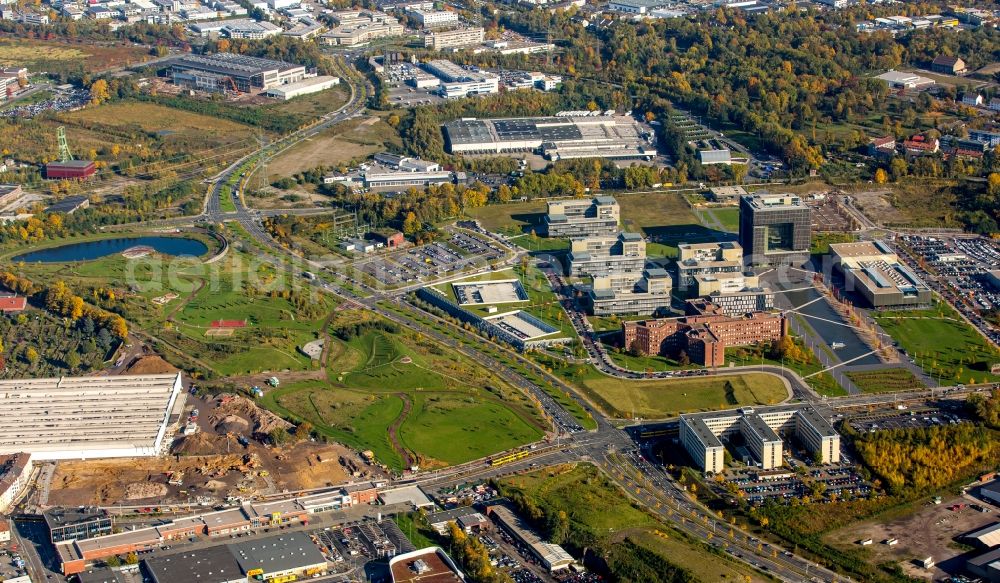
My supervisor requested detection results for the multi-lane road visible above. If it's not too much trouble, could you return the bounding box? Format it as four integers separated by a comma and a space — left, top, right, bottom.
31, 71, 978, 583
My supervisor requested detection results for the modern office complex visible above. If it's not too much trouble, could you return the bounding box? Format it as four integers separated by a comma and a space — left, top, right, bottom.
543, 196, 620, 238
423, 59, 499, 98
568, 232, 646, 277
586, 268, 672, 316
680, 405, 841, 473
0, 373, 184, 460
675, 242, 744, 287
442, 115, 657, 160
687, 288, 775, 316
424, 27, 484, 50
738, 194, 812, 265
408, 8, 459, 27
622, 308, 786, 366
320, 11, 405, 46
171, 53, 306, 92
829, 240, 932, 308
692, 271, 758, 297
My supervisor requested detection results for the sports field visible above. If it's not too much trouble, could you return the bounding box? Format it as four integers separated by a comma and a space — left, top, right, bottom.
875, 301, 1000, 385
579, 373, 789, 419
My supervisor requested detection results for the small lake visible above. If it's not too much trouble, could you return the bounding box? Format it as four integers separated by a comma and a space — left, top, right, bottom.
13, 236, 209, 263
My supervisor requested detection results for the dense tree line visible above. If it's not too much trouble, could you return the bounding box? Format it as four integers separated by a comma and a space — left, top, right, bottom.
0, 275, 128, 338
853, 424, 999, 495
332, 320, 399, 341
491, 5, 999, 173
968, 388, 1000, 429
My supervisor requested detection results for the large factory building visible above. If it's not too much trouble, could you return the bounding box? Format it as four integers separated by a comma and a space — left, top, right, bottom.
171, 53, 306, 93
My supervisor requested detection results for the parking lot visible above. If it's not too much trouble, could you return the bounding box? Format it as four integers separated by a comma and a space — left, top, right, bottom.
1, 87, 89, 119
895, 234, 1000, 344
0, 545, 30, 582
312, 519, 414, 570
723, 463, 871, 505
379, 62, 446, 107
847, 406, 971, 433
354, 230, 506, 289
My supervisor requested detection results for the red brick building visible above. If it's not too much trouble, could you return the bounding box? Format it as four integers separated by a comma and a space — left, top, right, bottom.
622, 308, 786, 366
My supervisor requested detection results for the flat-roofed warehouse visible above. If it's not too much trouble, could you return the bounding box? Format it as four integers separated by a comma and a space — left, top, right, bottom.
0, 373, 184, 460
170, 53, 306, 93
442, 115, 658, 160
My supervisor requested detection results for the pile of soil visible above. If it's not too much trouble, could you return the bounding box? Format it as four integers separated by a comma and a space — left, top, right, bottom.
173, 432, 222, 456
126, 355, 179, 375
210, 394, 292, 436
215, 415, 251, 434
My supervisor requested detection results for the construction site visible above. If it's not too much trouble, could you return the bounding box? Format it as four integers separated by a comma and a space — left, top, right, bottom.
43, 391, 385, 508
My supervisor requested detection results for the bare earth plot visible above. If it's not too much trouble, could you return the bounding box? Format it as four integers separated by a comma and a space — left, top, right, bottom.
268, 115, 400, 177
824, 494, 997, 581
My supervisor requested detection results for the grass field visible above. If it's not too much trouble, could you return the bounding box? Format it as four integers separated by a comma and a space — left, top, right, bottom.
465, 200, 546, 235
875, 301, 1000, 385
261, 313, 546, 469
845, 368, 925, 393
266, 84, 350, 119
399, 394, 541, 465
0, 37, 152, 73
617, 191, 698, 229
268, 113, 400, 177
501, 464, 768, 583
705, 207, 740, 232
63, 102, 253, 149
579, 373, 789, 419
617, 191, 728, 249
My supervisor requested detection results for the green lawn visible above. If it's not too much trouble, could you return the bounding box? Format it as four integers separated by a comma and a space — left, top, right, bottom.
465, 200, 545, 234
393, 512, 439, 549
399, 394, 543, 465
726, 346, 849, 397
509, 235, 569, 253
579, 373, 789, 419
845, 368, 925, 394
705, 207, 740, 232
607, 349, 699, 373
260, 319, 547, 470
875, 301, 1000, 385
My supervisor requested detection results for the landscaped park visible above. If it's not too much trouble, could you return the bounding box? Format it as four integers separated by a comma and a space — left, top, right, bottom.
260, 309, 547, 470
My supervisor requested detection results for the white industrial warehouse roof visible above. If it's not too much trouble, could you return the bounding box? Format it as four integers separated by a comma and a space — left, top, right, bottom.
0, 373, 184, 460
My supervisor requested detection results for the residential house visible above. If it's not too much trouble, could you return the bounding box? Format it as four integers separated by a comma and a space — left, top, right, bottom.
961, 93, 984, 107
